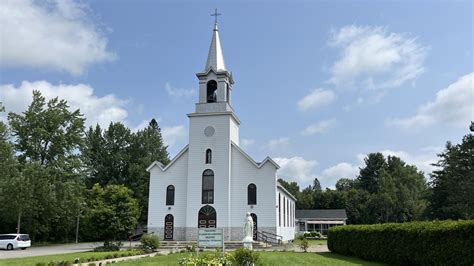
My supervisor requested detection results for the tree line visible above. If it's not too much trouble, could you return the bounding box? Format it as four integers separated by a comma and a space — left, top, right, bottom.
0, 91, 169, 242
279, 132, 473, 224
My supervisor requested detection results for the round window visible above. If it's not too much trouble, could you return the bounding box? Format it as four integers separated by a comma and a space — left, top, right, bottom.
204, 126, 215, 137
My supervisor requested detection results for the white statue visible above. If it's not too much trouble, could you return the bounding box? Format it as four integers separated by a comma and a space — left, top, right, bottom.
243, 212, 253, 250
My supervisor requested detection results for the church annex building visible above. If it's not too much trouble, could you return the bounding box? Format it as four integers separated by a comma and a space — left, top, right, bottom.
146, 15, 296, 242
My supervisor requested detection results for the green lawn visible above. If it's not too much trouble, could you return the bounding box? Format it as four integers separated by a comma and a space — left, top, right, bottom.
0, 249, 383, 266
0, 250, 136, 266
115, 251, 383, 266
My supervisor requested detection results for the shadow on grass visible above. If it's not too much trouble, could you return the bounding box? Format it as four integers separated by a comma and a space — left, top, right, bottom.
317, 252, 385, 266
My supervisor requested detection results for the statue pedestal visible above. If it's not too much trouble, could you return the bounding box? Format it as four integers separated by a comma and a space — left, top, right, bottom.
243, 240, 253, 250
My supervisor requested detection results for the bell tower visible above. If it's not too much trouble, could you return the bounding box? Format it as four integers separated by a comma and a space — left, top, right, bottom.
195, 9, 234, 114
185, 9, 240, 240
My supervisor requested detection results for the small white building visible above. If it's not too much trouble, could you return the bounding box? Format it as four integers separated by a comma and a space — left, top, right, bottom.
147, 17, 296, 241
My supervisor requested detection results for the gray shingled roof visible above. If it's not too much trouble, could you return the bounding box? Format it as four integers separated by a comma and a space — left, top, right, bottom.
295, 209, 347, 220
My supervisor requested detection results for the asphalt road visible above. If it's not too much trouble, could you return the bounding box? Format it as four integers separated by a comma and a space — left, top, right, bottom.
0, 242, 140, 260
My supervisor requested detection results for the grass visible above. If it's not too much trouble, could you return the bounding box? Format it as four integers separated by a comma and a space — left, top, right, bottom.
114, 251, 383, 266
0, 250, 137, 266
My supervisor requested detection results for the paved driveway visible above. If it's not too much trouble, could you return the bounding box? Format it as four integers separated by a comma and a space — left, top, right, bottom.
0, 242, 140, 260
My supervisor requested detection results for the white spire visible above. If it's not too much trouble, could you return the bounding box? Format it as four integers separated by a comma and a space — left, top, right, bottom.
205, 9, 226, 72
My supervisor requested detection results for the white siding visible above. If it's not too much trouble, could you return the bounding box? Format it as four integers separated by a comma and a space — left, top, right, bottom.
147, 150, 189, 229
186, 114, 236, 230
276, 186, 296, 241
230, 145, 277, 228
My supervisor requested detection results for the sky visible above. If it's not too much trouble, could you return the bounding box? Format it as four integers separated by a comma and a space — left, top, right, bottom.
0, 0, 473, 189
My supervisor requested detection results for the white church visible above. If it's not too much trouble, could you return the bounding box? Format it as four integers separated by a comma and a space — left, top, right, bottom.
147, 14, 296, 242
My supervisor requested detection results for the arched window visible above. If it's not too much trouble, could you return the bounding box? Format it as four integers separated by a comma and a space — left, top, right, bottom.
247, 183, 257, 205
166, 185, 175, 205
206, 149, 212, 164
202, 169, 214, 204
278, 193, 281, 227
207, 80, 217, 103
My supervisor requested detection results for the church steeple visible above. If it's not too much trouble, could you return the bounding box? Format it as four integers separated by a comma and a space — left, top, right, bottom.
195, 9, 234, 113
205, 9, 226, 72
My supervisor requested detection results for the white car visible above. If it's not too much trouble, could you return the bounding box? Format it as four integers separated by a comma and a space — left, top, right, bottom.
0, 234, 31, 250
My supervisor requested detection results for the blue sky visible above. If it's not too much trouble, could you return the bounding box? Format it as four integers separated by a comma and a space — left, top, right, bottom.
1, 0, 472, 189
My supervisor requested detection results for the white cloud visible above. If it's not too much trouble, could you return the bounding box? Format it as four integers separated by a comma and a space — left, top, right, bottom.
302, 119, 337, 135
274, 157, 318, 184
0, 0, 116, 75
264, 137, 290, 151
241, 138, 255, 148
162, 125, 186, 148
320, 163, 360, 185
387, 73, 474, 129
165, 82, 195, 98
298, 89, 336, 111
329, 25, 427, 90
0, 80, 128, 127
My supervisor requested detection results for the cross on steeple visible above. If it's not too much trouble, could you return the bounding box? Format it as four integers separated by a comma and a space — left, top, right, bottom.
211, 8, 221, 25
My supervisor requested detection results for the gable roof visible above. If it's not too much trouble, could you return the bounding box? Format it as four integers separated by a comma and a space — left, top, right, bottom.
231, 141, 280, 169
295, 209, 348, 220
146, 145, 189, 172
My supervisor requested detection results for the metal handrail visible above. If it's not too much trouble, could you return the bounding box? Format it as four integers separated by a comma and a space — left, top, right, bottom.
256, 230, 283, 246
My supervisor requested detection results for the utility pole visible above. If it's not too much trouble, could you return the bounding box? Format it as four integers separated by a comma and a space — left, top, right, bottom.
75, 203, 85, 244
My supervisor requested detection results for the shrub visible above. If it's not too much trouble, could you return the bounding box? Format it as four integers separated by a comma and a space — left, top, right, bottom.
310, 231, 322, 238
299, 239, 309, 252
296, 234, 305, 241
328, 220, 474, 265
233, 247, 259, 265
140, 233, 160, 252
93, 241, 121, 252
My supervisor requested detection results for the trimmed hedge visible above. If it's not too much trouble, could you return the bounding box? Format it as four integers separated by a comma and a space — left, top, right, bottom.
328, 220, 474, 265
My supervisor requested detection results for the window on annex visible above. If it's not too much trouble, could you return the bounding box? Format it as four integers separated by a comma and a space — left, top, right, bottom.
278, 193, 281, 227
247, 183, 257, 205
166, 185, 175, 205
202, 169, 214, 204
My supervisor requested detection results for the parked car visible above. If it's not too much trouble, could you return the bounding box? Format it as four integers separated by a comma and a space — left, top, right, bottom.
0, 234, 31, 250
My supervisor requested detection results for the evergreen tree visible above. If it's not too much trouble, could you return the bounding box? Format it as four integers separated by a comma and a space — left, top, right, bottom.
83, 119, 170, 225
429, 133, 474, 219
356, 153, 387, 193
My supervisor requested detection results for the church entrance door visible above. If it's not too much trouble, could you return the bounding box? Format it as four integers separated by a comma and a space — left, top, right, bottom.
250, 213, 257, 241
164, 214, 174, 240
198, 205, 216, 228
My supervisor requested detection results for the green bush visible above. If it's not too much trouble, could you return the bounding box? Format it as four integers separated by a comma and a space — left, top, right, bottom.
233, 247, 259, 265
299, 239, 309, 252
328, 220, 474, 265
140, 233, 160, 251
93, 241, 121, 252
310, 231, 322, 238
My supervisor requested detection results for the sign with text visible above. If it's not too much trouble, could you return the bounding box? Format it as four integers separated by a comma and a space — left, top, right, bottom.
198, 228, 223, 248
